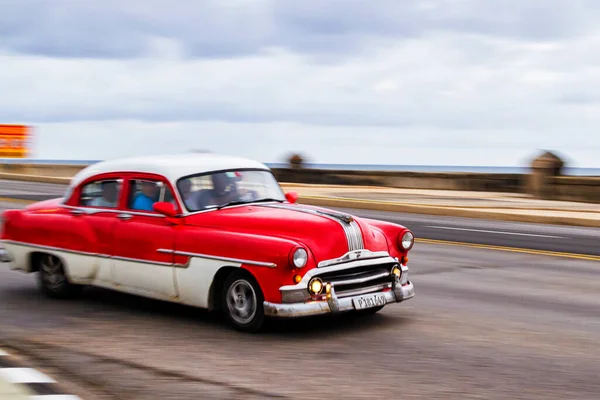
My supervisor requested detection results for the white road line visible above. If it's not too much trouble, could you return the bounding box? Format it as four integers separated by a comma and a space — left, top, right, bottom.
0, 350, 8, 356
424, 226, 565, 239
30, 396, 82, 400
0, 368, 57, 383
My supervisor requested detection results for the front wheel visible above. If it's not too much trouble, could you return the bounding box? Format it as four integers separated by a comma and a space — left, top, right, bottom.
221, 271, 265, 333
37, 254, 83, 299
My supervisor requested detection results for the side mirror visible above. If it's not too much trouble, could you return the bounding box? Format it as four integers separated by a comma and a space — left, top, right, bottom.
285, 191, 299, 204
153, 201, 178, 218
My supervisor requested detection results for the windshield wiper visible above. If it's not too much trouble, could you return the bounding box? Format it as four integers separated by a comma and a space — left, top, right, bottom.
217, 198, 284, 210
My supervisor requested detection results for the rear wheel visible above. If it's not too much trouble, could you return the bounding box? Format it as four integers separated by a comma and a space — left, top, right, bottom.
221, 271, 265, 333
37, 254, 83, 299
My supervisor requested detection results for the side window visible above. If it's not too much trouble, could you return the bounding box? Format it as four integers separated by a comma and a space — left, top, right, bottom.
127, 179, 175, 212
79, 179, 122, 208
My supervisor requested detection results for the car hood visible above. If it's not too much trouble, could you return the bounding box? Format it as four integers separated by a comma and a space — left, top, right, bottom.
183, 202, 390, 263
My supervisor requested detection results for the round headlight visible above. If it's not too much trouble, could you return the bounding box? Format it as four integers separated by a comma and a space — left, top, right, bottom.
400, 231, 414, 250
292, 248, 308, 268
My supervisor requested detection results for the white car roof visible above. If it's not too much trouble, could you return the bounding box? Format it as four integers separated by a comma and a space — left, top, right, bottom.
69, 153, 271, 188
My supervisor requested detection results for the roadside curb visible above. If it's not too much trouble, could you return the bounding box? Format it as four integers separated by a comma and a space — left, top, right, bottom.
0, 173, 71, 185
0, 348, 81, 399
298, 196, 600, 228
296, 194, 600, 213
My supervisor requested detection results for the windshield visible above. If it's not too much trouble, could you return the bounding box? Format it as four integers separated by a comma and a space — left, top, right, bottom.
176, 169, 286, 212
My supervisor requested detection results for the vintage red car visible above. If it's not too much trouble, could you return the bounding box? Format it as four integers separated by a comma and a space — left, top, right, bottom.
0, 154, 415, 332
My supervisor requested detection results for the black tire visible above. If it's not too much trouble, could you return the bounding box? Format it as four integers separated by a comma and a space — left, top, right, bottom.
37, 253, 83, 299
221, 270, 265, 333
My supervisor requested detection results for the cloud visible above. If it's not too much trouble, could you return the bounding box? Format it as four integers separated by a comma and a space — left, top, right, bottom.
1, 1, 600, 166
2, 0, 599, 59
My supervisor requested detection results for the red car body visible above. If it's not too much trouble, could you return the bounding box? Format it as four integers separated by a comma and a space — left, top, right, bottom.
0, 154, 415, 332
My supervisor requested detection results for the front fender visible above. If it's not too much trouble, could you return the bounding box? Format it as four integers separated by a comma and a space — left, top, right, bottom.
359, 217, 412, 259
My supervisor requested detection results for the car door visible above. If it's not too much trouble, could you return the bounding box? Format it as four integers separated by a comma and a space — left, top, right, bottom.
110, 175, 180, 300
62, 175, 124, 287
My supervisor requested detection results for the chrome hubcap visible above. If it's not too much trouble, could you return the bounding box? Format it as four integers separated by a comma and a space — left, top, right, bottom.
226, 279, 257, 325
41, 255, 65, 290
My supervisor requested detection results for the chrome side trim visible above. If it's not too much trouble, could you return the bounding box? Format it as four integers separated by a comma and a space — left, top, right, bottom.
157, 248, 277, 268
62, 205, 168, 218
112, 255, 173, 267
1, 240, 104, 258
1, 240, 277, 269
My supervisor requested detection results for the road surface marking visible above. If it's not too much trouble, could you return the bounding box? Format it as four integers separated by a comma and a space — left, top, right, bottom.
0, 197, 36, 204
0, 367, 57, 383
424, 225, 565, 239
0, 350, 82, 399
416, 238, 600, 261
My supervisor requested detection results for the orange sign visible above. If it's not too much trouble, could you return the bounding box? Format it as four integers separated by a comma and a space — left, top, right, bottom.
0, 125, 31, 158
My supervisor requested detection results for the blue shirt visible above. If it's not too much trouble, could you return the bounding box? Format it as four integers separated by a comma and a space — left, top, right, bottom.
132, 193, 155, 211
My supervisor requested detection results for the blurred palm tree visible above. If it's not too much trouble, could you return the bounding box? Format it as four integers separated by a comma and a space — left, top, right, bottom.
288, 153, 305, 169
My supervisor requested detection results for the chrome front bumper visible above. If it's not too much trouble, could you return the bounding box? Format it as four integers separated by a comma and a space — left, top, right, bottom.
263, 277, 415, 318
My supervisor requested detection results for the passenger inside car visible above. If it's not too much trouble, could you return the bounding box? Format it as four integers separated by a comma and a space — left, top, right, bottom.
132, 181, 159, 211
90, 181, 118, 208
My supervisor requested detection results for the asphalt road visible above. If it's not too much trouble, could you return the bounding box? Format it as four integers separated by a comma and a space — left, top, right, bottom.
336, 207, 600, 257
1, 187, 600, 398
1, 242, 599, 399
1, 179, 599, 256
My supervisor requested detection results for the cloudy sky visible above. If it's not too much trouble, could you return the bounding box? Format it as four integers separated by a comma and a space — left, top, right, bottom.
1, 0, 600, 167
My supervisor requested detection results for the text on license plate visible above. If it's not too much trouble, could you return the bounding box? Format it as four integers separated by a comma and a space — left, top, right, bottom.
352, 293, 387, 310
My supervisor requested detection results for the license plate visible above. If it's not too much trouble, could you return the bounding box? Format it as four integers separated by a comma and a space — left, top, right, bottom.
352, 293, 387, 310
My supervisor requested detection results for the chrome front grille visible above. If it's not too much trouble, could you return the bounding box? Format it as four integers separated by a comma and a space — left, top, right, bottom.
343, 219, 364, 251
314, 262, 396, 299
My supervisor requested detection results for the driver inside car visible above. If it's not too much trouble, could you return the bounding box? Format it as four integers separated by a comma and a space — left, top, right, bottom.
209, 172, 239, 205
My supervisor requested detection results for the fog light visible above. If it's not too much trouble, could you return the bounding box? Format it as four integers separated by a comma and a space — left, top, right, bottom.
391, 265, 401, 279
308, 278, 323, 295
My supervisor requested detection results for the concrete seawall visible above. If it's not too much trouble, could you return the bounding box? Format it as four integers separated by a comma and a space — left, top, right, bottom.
1, 161, 599, 204
272, 168, 525, 192
0, 162, 86, 178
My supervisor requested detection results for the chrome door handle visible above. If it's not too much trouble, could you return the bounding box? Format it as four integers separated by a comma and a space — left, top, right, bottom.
117, 213, 132, 221
70, 209, 84, 216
